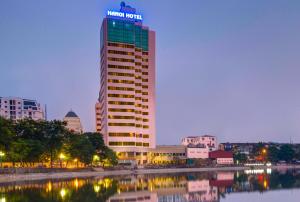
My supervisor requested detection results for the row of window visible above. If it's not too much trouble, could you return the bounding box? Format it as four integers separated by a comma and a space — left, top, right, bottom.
108, 57, 134, 63
108, 133, 149, 138
109, 141, 150, 147
108, 94, 135, 98
108, 101, 134, 105
108, 108, 135, 112
108, 50, 134, 56
108, 72, 134, 77
108, 123, 149, 128
108, 86, 134, 91
108, 64, 135, 70
108, 115, 149, 122
108, 42, 134, 49
107, 108, 149, 115
108, 79, 134, 84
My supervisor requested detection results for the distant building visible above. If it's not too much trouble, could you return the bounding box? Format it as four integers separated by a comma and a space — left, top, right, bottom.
0, 96, 45, 121
186, 144, 210, 159
148, 145, 186, 165
63, 110, 83, 134
209, 151, 234, 165
182, 135, 218, 151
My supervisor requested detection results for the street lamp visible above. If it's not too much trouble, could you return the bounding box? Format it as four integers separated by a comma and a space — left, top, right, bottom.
0, 151, 5, 168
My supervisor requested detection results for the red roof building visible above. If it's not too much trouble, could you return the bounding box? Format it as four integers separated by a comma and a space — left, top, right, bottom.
209, 150, 233, 159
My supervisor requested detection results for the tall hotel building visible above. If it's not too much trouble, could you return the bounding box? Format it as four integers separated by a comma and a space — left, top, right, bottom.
95, 3, 156, 164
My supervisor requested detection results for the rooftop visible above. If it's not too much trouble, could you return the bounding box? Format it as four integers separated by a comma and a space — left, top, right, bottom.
65, 110, 78, 118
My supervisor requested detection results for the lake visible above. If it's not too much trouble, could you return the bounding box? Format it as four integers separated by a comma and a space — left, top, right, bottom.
0, 168, 300, 201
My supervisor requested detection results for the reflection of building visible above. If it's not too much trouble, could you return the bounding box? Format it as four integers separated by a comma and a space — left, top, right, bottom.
63, 110, 83, 133
0, 96, 45, 121
182, 135, 218, 151
95, 2, 156, 164
107, 191, 157, 202
186, 180, 219, 202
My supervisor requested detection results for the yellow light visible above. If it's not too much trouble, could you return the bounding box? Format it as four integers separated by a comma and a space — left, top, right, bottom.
0, 151, 5, 157
60, 188, 67, 198
59, 153, 66, 160
0, 197, 6, 202
262, 149, 267, 154
74, 179, 79, 189
46, 182, 52, 192
94, 185, 100, 193
93, 155, 100, 161
263, 180, 268, 188
74, 158, 78, 162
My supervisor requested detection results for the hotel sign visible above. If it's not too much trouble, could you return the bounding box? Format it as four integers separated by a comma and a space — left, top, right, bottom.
107, 10, 143, 21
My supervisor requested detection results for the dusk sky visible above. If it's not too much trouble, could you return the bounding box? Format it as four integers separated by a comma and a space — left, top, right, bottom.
1, 0, 300, 144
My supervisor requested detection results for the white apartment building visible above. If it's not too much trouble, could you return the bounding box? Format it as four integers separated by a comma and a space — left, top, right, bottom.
182, 135, 218, 151
0, 96, 45, 121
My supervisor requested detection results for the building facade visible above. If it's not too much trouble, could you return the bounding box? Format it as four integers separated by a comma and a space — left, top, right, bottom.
0, 96, 45, 121
95, 3, 156, 163
186, 144, 210, 159
63, 110, 83, 134
182, 135, 218, 151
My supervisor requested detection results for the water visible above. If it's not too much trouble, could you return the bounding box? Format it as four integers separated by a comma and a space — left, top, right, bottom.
0, 168, 300, 201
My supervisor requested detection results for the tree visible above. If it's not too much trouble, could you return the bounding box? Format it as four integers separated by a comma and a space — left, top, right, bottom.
86, 132, 106, 151
278, 144, 295, 162
43, 120, 68, 168
100, 147, 118, 167
268, 146, 279, 163
234, 152, 247, 164
0, 117, 15, 152
67, 135, 95, 166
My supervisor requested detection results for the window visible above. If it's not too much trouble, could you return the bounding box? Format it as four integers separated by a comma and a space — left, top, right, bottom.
108, 57, 134, 63
108, 101, 134, 105
109, 133, 135, 137
108, 115, 135, 120
108, 50, 134, 56
108, 94, 134, 98
108, 86, 134, 91
108, 108, 135, 112
108, 64, 134, 70
108, 79, 134, 84
108, 123, 135, 127
108, 72, 134, 77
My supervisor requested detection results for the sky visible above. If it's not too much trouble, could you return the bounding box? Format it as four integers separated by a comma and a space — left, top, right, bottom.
1, 0, 300, 144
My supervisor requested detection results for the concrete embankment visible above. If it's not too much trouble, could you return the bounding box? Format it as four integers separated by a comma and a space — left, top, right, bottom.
1, 165, 300, 184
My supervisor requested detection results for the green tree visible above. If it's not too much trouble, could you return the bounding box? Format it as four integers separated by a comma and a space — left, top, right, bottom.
234, 152, 248, 164
0, 117, 15, 152
67, 135, 95, 166
268, 146, 279, 163
43, 120, 68, 168
278, 144, 295, 162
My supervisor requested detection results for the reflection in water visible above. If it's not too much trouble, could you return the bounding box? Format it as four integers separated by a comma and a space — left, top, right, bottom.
0, 169, 300, 201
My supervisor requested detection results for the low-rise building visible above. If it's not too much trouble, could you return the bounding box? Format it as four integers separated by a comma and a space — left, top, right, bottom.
0, 96, 45, 121
209, 151, 234, 165
63, 110, 83, 134
148, 145, 186, 165
186, 144, 210, 159
182, 135, 218, 151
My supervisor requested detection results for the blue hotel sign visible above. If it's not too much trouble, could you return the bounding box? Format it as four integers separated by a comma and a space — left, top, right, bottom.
107, 10, 143, 21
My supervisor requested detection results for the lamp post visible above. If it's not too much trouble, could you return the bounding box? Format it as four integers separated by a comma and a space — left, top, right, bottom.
0, 151, 5, 168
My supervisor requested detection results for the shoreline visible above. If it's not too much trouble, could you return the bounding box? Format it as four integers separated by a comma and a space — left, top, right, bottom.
1, 165, 300, 184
